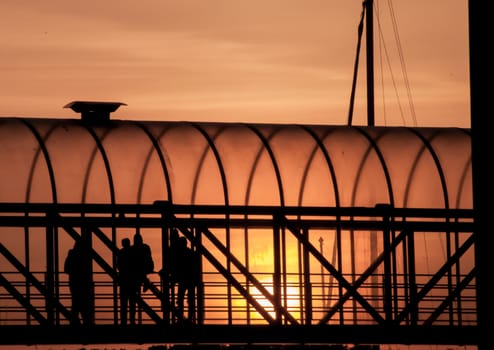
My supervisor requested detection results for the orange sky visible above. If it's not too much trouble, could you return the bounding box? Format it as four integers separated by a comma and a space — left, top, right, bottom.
0, 3, 475, 350
0, 1, 470, 128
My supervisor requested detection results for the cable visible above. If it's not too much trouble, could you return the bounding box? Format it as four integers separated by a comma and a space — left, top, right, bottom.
387, 0, 417, 126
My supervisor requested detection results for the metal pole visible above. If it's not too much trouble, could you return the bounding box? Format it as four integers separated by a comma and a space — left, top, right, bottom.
319, 237, 325, 307
365, 0, 375, 126
469, 2, 488, 349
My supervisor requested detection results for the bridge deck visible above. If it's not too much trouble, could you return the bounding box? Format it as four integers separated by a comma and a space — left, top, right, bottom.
0, 203, 478, 347
0, 324, 479, 347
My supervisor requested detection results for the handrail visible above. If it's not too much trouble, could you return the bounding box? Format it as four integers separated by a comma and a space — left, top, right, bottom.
0, 201, 477, 346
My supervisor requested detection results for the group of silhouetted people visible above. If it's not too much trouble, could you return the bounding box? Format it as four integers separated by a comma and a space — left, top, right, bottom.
161, 228, 201, 324
116, 232, 154, 325
64, 227, 200, 326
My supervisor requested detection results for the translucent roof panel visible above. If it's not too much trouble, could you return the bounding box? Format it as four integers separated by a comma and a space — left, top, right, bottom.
0, 118, 472, 209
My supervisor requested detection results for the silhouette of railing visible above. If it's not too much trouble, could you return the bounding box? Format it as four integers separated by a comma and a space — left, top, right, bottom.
0, 202, 477, 346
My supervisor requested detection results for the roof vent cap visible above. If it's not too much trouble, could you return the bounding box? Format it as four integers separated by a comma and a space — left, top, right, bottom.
64, 101, 126, 123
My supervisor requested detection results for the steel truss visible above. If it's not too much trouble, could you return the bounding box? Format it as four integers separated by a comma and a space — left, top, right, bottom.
0, 202, 478, 346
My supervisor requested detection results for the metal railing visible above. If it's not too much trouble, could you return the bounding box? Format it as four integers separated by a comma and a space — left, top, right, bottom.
0, 270, 477, 327
0, 202, 477, 345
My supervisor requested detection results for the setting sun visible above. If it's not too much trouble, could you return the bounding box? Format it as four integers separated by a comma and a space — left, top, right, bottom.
250, 282, 301, 322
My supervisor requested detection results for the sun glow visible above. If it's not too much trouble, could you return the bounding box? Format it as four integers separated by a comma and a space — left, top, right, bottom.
249, 280, 301, 322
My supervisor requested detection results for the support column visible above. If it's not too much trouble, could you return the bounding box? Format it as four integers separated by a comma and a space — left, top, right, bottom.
469, 2, 489, 349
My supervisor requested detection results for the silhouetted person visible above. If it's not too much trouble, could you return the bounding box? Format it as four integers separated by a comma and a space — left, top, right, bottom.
174, 236, 200, 323
116, 237, 132, 325
64, 236, 94, 325
127, 232, 154, 324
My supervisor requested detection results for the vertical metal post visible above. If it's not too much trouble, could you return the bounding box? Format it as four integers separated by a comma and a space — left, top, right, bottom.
24, 212, 31, 325
381, 207, 392, 323
273, 212, 282, 324
319, 236, 324, 309
159, 202, 171, 325
406, 229, 417, 325
112, 210, 118, 325
370, 229, 378, 310
81, 224, 95, 325
365, 0, 375, 126
195, 226, 204, 325
469, 2, 488, 349
45, 209, 55, 325
303, 229, 312, 324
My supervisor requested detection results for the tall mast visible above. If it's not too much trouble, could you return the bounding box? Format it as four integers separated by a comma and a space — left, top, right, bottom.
347, 0, 374, 127
365, 0, 375, 126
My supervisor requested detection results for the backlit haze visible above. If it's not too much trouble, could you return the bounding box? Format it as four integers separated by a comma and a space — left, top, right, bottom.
0, 0, 470, 128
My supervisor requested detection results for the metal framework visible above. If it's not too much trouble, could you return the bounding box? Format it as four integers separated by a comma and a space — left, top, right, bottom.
0, 114, 477, 347
0, 202, 477, 347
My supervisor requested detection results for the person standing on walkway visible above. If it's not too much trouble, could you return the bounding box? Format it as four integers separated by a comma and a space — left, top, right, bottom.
116, 237, 132, 325
127, 232, 154, 325
64, 235, 94, 325
174, 236, 200, 323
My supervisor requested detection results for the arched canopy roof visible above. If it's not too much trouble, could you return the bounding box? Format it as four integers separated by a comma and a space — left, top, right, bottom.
0, 118, 472, 209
